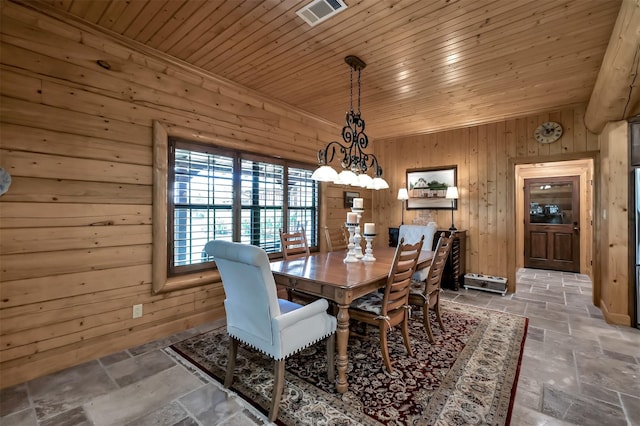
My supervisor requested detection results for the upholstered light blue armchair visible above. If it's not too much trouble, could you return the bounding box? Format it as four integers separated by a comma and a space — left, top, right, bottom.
204, 240, 337, 422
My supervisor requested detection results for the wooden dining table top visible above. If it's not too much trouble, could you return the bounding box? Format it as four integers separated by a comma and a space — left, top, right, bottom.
269, 246, 433, 289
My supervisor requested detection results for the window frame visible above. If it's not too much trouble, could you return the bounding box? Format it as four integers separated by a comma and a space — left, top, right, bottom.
152, 121, 320, 294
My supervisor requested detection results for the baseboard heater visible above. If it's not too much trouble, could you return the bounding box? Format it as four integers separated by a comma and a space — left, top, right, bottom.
463, 273, 508, 296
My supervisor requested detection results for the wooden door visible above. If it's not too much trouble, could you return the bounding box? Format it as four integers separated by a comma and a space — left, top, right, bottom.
524, 176, 580, 272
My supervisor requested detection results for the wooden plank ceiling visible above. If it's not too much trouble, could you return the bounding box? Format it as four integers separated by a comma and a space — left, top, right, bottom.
40, 0, 622, 140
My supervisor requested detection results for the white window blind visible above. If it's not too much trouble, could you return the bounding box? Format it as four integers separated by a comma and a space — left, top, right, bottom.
169, 139, 318, 275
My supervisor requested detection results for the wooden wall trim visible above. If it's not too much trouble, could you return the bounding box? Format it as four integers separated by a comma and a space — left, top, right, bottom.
152, 121, 221, 294
514, 158, 595, 276
508, 152, 599, 292
600, 298, 632, 326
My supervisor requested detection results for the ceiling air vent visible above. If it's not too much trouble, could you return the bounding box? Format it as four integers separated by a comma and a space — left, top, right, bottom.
296, 0, 347, 27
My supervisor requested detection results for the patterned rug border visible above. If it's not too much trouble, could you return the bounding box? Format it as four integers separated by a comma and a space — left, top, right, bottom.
170, 300, 528, 425
423, 302, 529, 425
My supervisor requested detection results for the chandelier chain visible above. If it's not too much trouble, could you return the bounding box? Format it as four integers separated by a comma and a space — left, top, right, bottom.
349, 66, 354, 112
357, 68, 361, 114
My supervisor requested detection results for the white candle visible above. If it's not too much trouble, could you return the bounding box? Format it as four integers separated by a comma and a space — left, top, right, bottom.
353, 198, 364, 209
347, 212, 358, 224
364, 223, 375, 234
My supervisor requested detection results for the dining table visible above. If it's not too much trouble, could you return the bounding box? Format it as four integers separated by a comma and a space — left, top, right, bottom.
270, 246, 433, 393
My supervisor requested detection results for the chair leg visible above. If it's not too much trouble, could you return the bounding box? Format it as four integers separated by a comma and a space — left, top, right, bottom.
380, 324, 393, 373
435, 299, 446, 332
326, 333, 335, 383
423, 305, 435, 344
401, 311, 414, 357
224, 337, 238, 388
269, 359, 285, 422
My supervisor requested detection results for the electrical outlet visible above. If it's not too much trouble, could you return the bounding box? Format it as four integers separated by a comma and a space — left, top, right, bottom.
132, 304, 143, 318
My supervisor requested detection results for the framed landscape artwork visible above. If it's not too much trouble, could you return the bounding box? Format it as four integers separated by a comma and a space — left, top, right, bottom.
406, 165, 457, 210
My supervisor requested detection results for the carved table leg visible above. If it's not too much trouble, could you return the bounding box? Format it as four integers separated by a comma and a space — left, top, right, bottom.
335, 303, 350, 393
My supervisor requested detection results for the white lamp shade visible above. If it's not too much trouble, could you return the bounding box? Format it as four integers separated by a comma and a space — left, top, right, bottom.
445, 186, 459, 199
356, 173, 373, 188
311, 165, 339, 182
372, 177, 389, 190
397, 188, 409, 200
334, 169, 357, 185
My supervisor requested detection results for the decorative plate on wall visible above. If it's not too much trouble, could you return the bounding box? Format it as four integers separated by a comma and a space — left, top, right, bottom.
0, 168, 12, 196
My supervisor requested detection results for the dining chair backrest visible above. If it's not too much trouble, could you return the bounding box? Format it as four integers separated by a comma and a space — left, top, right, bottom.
382, 236, 425, 317
424, 233, 453, 294
205, 240, 281, 348
324, 225, 348, 252
279, 227, 310, 259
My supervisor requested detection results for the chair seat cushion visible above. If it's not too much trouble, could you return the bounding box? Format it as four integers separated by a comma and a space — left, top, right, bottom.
409, 279, 425, 295
350, 291, 383, 315
278, 299, 302, 314
410, 280, 441, 305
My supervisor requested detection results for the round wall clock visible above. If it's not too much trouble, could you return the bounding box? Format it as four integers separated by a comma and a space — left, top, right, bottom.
534, 121, 563, 144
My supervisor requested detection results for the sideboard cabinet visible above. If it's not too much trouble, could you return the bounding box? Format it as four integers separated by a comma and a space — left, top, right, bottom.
434, 229, 466, 291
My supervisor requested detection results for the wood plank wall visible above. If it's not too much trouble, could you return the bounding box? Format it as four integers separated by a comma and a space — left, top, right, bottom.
599, 121, 630, 326
0, 1, 341, 387
372, 106, 600, 285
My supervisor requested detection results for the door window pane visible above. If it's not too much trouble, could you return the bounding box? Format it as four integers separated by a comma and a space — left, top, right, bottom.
529, 181, 573, 224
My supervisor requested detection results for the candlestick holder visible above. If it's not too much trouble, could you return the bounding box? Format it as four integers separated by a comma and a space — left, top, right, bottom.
351, 207, 364, 259
343, 222, 359, 263
361, 233, 376, 262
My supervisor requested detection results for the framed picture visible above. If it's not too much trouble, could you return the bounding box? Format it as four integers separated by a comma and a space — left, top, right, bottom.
343, 191, 360, 208
406, 165, 457, 210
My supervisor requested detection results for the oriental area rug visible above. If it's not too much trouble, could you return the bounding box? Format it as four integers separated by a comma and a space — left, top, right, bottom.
169, 300, 528, 425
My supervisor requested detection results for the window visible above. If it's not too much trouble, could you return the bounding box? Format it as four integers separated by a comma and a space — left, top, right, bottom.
168, 138, 318, 275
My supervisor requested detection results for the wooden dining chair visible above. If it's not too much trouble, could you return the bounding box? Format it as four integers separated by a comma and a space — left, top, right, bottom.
324, 225, 348, 252
348, 236, 424, 373
279, 227, 310, 259
279, 227, 314, 302
205, 240, 336, 422
408, 233, 453, 343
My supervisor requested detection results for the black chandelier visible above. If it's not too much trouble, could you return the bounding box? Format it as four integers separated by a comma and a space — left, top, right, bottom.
311, 55, 389, 190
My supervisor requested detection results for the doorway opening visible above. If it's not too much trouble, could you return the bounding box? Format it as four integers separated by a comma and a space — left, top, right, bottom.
515, 159, 594, 280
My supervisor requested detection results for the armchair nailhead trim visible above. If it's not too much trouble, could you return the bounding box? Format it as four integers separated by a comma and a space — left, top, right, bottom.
228, 332, 335, 361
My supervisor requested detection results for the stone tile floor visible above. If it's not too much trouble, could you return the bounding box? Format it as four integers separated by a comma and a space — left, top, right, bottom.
1, 268, 639, 425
